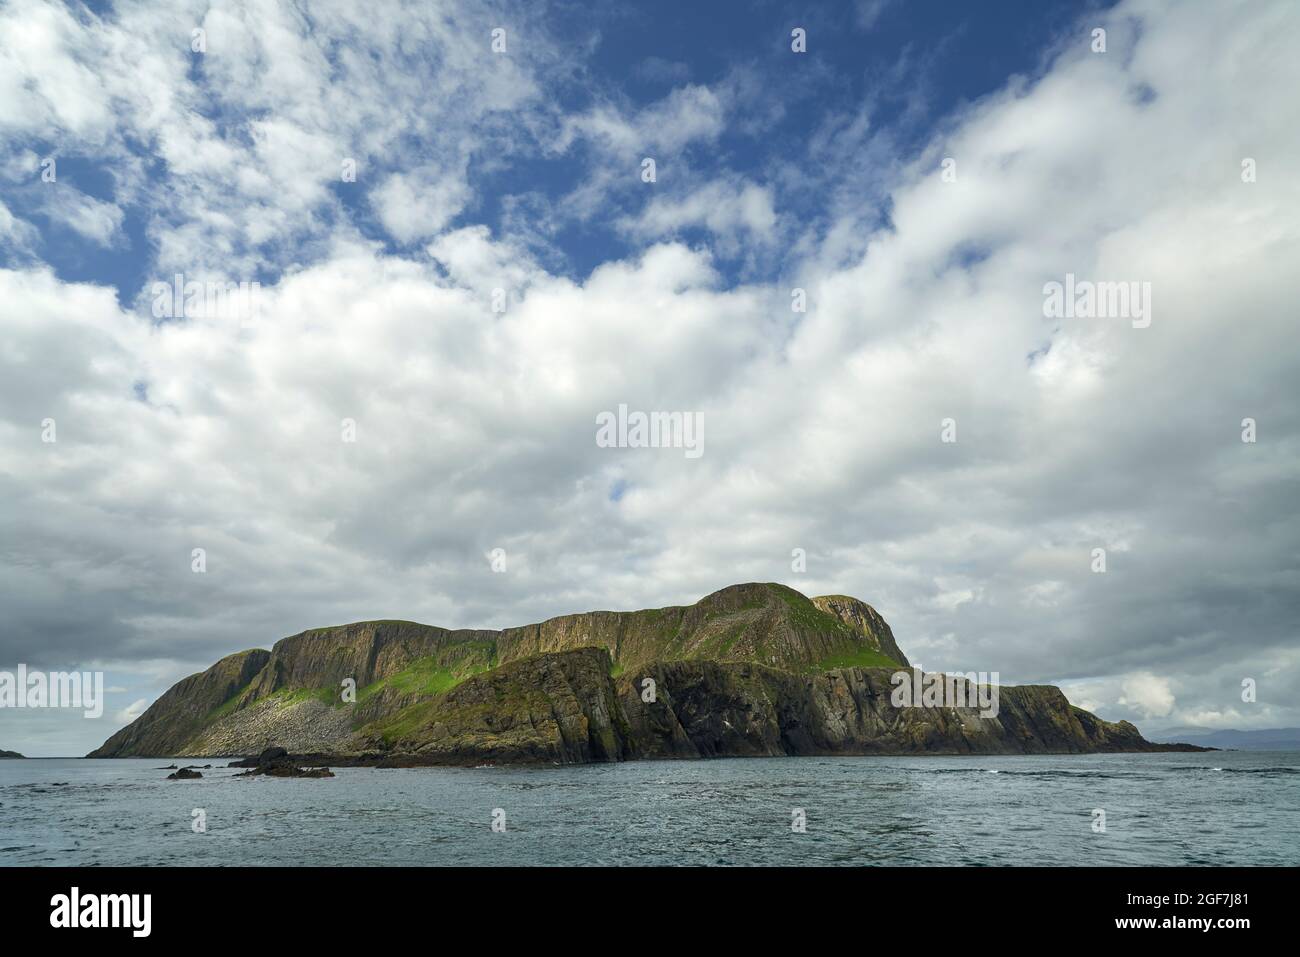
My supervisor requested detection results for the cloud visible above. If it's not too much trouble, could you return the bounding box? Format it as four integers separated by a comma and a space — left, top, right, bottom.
1118, 673, 1176, 718
626, 177, 778, 255
0, 0, 561, 274
372, 168, 471, 244
38, 185, 123, 246
854, 0, 895, 31
550, 82, 732, 223
1176, 708, 1245, 729
114, 698, 150, 724
558, 84, 726, 158
0, 197, 36, 252
1, 0, 1298, 756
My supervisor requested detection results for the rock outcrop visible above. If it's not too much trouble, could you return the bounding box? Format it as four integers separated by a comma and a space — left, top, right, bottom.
810, 595, 909, 667
230, 746, 335, 778
0, 749, 24, 758
89, 582, 1200, 762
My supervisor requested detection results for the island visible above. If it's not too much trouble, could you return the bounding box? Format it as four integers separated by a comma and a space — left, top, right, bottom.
88, 582, 1204, 764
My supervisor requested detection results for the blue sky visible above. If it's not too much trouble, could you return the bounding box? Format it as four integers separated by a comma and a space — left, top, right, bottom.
2, 0, 1298, 755
13, 0, 1113, 295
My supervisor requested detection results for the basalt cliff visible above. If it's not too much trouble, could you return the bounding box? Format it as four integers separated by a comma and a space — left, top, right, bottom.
89, 583, 1200, 763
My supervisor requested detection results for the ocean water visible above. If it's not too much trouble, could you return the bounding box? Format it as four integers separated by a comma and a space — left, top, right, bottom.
1, 751, 1296, 866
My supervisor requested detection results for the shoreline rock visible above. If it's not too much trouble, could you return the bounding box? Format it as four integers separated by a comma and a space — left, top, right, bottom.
231, 746, 335, 778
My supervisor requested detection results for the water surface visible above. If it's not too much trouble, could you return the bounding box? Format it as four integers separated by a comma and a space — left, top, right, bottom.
1, 751, 1295, 866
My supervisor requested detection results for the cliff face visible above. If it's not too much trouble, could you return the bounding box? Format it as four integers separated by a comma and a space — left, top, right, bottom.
241, 621, 498, 702
89, 648, 270, 757
378, 647, 633, 765
89, 583, 1193, 761
620, 663, 1164, 758
810, 595, 909, 667
332, 649, 1179, 766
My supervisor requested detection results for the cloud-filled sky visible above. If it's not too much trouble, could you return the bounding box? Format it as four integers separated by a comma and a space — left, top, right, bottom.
1, 0, 1297, 755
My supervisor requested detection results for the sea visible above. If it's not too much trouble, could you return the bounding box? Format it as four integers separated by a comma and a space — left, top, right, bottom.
1, 751, 1296, 866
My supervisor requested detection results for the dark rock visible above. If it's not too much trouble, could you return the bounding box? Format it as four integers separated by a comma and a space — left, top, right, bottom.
228, 747, 287, 768
383, 647, 631, 766
232, 745, 333, 778
166, 768, 202, 779
617, 663, 1199, 759
382, 651, 1209, 765
252, 765, 334, 778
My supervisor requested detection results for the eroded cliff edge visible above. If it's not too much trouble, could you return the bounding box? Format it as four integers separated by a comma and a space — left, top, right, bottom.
89, 582, 1201, 762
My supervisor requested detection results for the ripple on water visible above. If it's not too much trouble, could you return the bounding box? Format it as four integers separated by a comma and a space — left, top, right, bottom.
0, 753, 1297, 866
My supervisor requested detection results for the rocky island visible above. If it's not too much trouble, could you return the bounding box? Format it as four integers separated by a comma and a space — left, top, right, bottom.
89, 583, 1202, 764
0, 749, 24, 758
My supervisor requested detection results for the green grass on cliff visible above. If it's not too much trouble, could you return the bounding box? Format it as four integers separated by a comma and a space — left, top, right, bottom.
691, 620, 752, 660
206, 647, 495, 721
208, 684, 335, 722
207, 680, 258, 719
364, 682, 519, 747
810, 647, 902, 672
364, 703, 435, 746
776, 587, 855, 636
355, 651, 494, 706
281, 686, 338, 705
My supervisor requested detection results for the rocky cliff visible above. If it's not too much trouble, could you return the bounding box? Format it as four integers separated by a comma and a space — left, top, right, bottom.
89, 582, 1196, 761
90, 648, 271, 757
